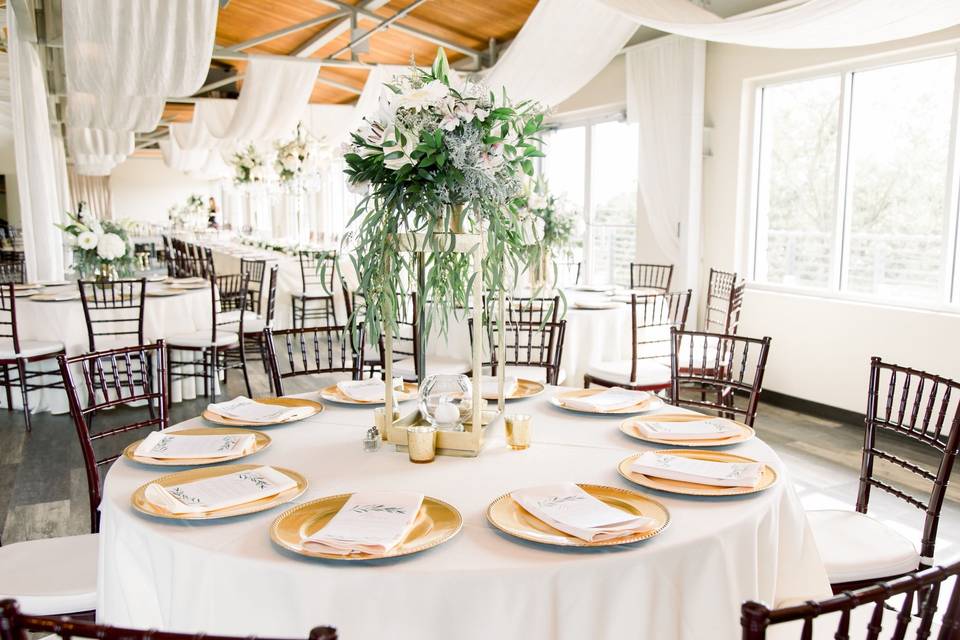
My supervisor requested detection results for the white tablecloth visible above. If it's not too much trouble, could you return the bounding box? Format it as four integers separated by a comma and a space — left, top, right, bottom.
98, 390, 830, 639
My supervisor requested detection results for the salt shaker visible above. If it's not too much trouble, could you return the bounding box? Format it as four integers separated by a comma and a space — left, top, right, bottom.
363, 426, 381, 452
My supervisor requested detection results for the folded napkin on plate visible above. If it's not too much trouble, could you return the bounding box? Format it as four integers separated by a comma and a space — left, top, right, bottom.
336, 378, 404, 402
480, 375, 518, 397
302, 491, 424, 555
511, 483, 655, 542
630, 451, 764, 487
633, 418, 740, 441
562, 387, 650, 412
134, 431, 256, 459
144, 466, 296, 514
207, 396, 313, 423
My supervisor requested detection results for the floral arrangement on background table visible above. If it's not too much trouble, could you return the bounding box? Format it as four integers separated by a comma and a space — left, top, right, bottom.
342, 48, 545, 340
520, 181, 583, 288
57, 204, 135, 279
167, 193, 207, 231
231, 144, 271, 187
274, 123, 322, 192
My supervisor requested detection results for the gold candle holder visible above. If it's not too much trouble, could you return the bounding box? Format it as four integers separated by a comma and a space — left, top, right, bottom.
407, 426, 437, 463
504, 414, 531, 450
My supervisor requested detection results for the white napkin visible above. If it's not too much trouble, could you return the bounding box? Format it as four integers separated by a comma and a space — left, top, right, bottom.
480, 375, 518, 397
511, 483, 655, 542
630, 452, 764, 487
561, 388, 650, 412
144, 466, 296, 514
207, 396, 313, 423
336, 378, 404, 402
302, 491, 424, 555
633, 418, 740, 441
134, 431, 256, 460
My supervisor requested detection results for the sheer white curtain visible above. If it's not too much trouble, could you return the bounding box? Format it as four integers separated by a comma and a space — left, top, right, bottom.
67, 128, 134, 175
68, 167, 113, 220
172, 98, 237, 151
626, 36, 705, 291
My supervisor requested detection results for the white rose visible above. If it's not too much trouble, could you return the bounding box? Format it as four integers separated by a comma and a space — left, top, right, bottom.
77, 231, 98, 250
96, 233, 126, 261
396, 79, 449, 111
528, 193, 548, 211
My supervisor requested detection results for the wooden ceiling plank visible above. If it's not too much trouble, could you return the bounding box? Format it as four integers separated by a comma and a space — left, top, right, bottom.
226, 10, 350, 51
292, 0, 392, 57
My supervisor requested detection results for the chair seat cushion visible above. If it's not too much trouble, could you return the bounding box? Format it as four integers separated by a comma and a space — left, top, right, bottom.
394, 355, 471, 379
167, 330, 239, 349
223, 316, 267, 335
0, 339, 64, 360
807, 510, 920, 584
585, 359, 671, 387
502, 365, 567, 386
0, 533, 98, 615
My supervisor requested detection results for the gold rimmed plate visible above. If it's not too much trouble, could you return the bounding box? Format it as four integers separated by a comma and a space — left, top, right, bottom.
13, 289, 40, 298
122, 427, 271, 466
319, 381, 418, 405
131, 464, 307, 520
619, 414, 755, 447
270, 494, 463, 561
202, 397, 324, 426
29, 292, 80, 302
481, 378, 544, 401
145, 288, 186, 297
617, 449, 778, 497
14, 282, 42, 290
486, 483, 670, 548
167, 281, 208, 290
549, 388, 664, 415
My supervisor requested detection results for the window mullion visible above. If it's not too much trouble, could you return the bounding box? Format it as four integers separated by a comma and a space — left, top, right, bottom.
583, 124, 593, 284
944, 52, 960, 305
833, 72, 855, 293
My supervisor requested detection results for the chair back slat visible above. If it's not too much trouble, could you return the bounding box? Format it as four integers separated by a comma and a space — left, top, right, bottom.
265, 326, 362, 395
300, 250, 337, 294
78, 278, 147, 351
0, 251, 26, 284
630, 291, 691, 378
0, 283, 21, 351
705, 268, 741, 333
240, 258, 267, 314
629, 262, 673, 291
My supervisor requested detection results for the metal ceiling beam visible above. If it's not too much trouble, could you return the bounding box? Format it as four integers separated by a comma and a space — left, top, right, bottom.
315, 73, 363, 95
327, 0, 429, 60
193, 72, 245, 96
212, 47, 371, 69
292, 0, 391, 58
224, 10, 349, 52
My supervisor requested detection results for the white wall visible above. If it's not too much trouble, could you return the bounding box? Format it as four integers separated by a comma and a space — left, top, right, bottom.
109, 156, 218, 225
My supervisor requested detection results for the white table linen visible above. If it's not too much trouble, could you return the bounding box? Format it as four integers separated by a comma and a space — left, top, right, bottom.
98, 390, 830, 640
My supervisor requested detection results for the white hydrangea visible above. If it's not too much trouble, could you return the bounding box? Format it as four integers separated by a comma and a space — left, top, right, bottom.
77, 231, 98, 250
96, 233, 126, 260
528, 193, 548, 211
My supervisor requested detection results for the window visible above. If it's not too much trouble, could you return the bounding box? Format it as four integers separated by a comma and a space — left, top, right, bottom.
752, 53, 960, 308
541, 118, 639, 285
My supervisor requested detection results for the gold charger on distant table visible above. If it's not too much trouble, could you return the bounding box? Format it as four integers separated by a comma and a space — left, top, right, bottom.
270, 494, 463, 560
122, 427, 271, 466
130, 464, 307, 520
167, 280, 208, 290
481, 378, 544, 401
14, 282, 42, 290
319, 381, 418, 405
549, 388, 664, 415
202, 397, 324, 426
145, 288, 186, 297
617, 449, 778, 497
618, 413, 755, 447
29, 292, 80, 302
486, 483, 670, 548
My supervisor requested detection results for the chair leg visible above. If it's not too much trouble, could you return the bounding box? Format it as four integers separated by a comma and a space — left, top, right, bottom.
3, 364, 12, 410
239, 344, 252, 398
209, 347, 219, 400
201, 349, 210, 398
15, 359, 31, 432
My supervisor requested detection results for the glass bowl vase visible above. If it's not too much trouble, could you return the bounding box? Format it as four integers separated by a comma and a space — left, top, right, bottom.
418, 374, 472, 432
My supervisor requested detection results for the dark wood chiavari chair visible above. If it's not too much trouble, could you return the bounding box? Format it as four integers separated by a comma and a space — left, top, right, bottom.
77, 278, 147, 351
0, 283, 66, 431
265, 326, 363, 395
705, 268, 743, 334
669, 328, 771, 427
807, 358, 960, 591
583, 290, 692, 392
161, 235, 174, 276
240, 258, 267, 315
0, 599, 339, 640
741, 561, 960, 640
0, 252, 26, 285
629, 262, 674, 292
292, 250, 338, 329
226, 264, 279, 392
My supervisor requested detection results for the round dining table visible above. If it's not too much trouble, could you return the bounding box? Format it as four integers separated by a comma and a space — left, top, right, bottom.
98, 388, 830, 640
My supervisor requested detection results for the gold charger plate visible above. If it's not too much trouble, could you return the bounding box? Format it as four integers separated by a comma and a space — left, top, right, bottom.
29, 292, 80, 302
167, 281, 208, 290
618, 413, 755, 447
130, 463, 307, 520
486, 483, 670, 548
549, 388, 665, 415
270, 494, 463, 561
14, 282, 42, 290
122, 427, 271, 466
319, 381, 418, 405
146, 288, 186, 297
617, 449, 778, 497
202, 397, 324, 426
481, 378, 544, 401
14, 289, 40, 297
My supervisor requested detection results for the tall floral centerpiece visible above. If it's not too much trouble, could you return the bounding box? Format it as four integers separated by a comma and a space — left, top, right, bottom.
167, 193, 206, 231
231, 144, 271, 188
57, 204, 135, 280
342, 48, 545, 341
275, 123, 321, 192
520, 181, 582, 288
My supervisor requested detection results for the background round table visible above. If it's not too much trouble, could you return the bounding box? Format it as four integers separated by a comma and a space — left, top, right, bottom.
98, 389, 830, 640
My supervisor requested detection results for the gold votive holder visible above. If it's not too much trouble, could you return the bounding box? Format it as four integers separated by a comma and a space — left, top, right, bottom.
407, 425, 437, 463
504, 414, 532, 450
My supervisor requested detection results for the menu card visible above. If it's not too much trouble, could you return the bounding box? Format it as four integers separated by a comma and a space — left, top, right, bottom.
302, 491, 424, 555
562, 388, 650, 412
633, 418, 740, 441
336, 378, 405, 402
511, 483, 655, 542
630, 452, 764, 487
480, 376, 518, 397
144, 466, 296, 514
134, 431, 256, 460
207, 396, 313, 423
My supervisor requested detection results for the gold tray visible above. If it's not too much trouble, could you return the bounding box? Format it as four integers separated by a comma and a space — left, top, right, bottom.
29, 292, 80, 302
270, 494, 463, 560
617, 449, 778, 496
130, 464, 307, 520
549, 388, 665, 415
319, 381, 418, 405
486, 483, 670, 548
619, 414, 755, 447
122, 427, 271, 466
146, 288, 186, 297
202, 397, 324, 426
481, 378, 545, 401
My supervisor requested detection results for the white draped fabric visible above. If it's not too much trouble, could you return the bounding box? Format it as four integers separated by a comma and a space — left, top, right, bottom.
68, 128, 135, 176
302, 103, 355, 150
68, 167, 114, 220
350, 64, 408, 129
601, 0, 960, 49
172, 99, 238, 151
159, 135, 213, 174
7, 7, 68, 281
66, 93, 165, 133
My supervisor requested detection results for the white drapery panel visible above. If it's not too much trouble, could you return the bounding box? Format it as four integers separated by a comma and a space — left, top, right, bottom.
484, 0, 636, 106
172, 98, 237, 151
159, 134, 211, 174
68, 166, 114, 221
66, 93, 164, 133
626, 36, 705, 290
7, 7, 68, 281
68, 127, 135, 176
302, 104, 355, 150
601, 0, 960, 49
350, 64, 408, 129
0, 53, 12, 132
